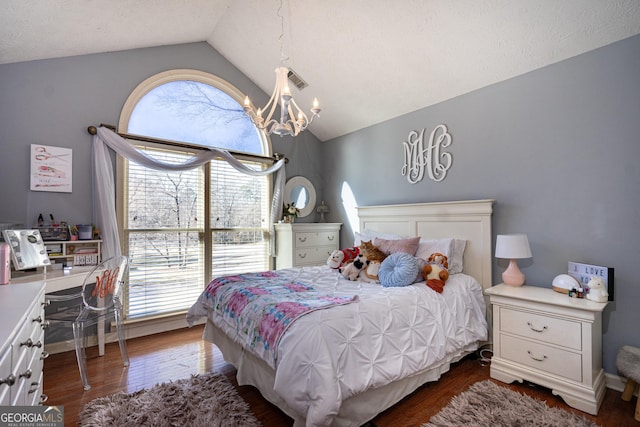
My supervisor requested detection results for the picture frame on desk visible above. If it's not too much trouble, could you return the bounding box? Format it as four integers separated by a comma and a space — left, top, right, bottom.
568, 261, 614, 301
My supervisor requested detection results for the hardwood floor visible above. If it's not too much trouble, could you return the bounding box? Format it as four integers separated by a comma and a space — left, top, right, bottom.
44, 325, 636, 426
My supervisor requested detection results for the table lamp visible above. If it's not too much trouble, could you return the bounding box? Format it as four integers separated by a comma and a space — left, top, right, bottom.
495, 234, 532, 286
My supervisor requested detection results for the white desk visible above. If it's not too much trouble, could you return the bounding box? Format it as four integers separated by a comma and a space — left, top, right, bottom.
10, 266, 95, 293
9, 267, 107, 355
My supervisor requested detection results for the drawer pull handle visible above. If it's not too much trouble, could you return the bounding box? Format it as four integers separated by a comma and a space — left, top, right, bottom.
527, 350, 547, 362
42, 300, 51, 307
527, 322, 547, 333
298, 253, 307, 259
32, 315, 43, 323
41, 351, 50, 360
0, 374, 16, 386
42, 320, 50, 329
40, 394, 49, 404
28, 381, 40, 394
298, 237, 307, 242
327, 236, 335, 241
21, 338, 42, 348
19, 369, 33, 379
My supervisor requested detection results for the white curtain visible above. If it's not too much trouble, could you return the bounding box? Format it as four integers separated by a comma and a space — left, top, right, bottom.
92, 127, 286, 259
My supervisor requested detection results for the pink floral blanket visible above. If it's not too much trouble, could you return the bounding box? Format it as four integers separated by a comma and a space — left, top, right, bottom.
200, 271, 358, 366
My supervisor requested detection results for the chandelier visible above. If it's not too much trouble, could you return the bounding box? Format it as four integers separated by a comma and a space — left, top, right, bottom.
242, 2, 321, 137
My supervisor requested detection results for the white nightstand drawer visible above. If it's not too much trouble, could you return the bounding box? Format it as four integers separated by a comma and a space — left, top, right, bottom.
295, 232, 338, 248
295, 246, 335, 265
500, 307, 582, 351
500, 334, 582, 382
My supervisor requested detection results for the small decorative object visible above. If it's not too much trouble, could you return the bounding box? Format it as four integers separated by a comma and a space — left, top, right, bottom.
495, 234, 532, 287
551, 274, 580, 294
585, 277, 609, 302
402, 124, 452, 184
422, 252, 450, 293
568, 261, 614, 301
283, 202, 299, 223
316, 201, 329, 222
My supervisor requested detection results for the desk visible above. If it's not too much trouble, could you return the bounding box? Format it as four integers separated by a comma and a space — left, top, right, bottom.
9, 267, 107, 355
10, 266, 95, 293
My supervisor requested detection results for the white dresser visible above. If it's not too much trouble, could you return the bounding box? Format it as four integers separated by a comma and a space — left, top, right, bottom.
0, 282, 48, 406
485, 284, 608, 415
275, 223, 341, 269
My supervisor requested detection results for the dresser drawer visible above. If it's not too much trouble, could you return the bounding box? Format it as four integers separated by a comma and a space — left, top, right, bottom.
500, 334, 582, 382
294, 231, 338, 248
294, 246, 336, 266
500, 307, 582, 351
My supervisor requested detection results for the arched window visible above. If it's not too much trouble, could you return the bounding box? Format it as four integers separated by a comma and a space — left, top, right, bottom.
117, 70, 273, 319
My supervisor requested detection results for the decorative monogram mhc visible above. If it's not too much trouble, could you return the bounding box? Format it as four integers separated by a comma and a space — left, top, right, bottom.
402, 124, 452, 184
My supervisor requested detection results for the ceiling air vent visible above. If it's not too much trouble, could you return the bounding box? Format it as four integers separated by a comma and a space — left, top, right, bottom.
287, 68, 308, 90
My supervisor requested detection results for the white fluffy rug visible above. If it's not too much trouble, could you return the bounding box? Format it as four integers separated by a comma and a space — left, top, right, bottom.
78, 372, 260, 427
424, 380, 600, 427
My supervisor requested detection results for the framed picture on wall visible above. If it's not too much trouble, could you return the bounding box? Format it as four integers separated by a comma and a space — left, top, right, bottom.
30, 144, 72, 192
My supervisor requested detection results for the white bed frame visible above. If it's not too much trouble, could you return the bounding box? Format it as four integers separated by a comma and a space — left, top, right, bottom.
203, 199, 495, 426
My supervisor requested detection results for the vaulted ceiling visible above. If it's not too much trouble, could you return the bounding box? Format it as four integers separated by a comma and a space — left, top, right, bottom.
2, 1, 640, 141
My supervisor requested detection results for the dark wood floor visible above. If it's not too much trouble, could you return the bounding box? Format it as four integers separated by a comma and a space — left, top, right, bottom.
43, 325, 637, 426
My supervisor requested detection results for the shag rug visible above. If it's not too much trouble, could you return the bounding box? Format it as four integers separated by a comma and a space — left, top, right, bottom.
423, 380, 600, 427
78, 372, 260, 427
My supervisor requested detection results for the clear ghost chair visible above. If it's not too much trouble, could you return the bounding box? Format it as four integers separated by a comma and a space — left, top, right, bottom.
46, 255, 130, 390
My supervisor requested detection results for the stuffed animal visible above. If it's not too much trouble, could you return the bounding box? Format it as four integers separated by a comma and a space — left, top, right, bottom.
586, 276, 608, 302
422, 252, 450, 293
327, 246, 360, 269
340, 253, 368, 281
358, 259, 381, 283
359, 240, 387, 263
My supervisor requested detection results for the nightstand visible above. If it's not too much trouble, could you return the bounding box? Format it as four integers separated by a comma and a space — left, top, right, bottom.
485, 284, 608, 415
274, 223, 341, 269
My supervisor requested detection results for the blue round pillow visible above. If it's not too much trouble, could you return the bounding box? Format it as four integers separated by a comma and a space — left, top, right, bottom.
378, 252, 419, 288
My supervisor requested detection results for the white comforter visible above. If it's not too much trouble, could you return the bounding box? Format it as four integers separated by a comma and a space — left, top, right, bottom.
187, 265, 487, 426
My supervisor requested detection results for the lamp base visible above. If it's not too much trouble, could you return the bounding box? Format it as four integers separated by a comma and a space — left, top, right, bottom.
502, 259, 525, 286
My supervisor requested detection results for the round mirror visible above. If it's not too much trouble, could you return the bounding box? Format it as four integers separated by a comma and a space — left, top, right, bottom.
284, 176, 316, 218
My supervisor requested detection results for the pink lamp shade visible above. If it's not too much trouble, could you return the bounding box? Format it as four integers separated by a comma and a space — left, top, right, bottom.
495, 234, 532, 287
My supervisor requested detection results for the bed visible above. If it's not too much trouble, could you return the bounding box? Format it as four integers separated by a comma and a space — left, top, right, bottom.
187, 199, 495, 426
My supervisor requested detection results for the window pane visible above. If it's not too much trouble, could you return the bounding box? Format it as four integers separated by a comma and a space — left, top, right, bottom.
211, 160, 270, 276
127, 231, 203, 318
128, 80, 263, 153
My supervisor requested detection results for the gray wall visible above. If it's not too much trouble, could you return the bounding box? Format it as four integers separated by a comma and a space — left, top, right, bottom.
322, 34, 640, 373
0, 42, 324, 227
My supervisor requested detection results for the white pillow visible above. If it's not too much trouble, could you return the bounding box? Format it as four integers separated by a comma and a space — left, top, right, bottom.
354, 229, 405, 246
450, 239, 467, 274
414, 238, 466, 274
415, 238, 453, 261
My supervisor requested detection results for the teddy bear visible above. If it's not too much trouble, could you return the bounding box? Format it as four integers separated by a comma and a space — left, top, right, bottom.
327, 246, 360, 269
586, 276, 609, 302
422, 252, 450, 293
339, 253, 368, 281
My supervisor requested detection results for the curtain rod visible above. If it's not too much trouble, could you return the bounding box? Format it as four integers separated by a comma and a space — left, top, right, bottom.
87, 124, 287, 164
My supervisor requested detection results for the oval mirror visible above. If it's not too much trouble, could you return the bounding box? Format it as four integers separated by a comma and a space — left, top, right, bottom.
284, 176, 316, 218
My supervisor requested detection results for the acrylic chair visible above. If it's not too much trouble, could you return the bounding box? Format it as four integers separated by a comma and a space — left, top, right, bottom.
46, 255, 130, 390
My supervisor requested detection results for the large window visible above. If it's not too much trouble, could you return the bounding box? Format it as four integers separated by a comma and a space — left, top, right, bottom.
118, 70, 272, 320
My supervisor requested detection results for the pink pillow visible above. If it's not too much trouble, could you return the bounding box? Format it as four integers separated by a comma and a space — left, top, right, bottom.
374, 237, 420, 256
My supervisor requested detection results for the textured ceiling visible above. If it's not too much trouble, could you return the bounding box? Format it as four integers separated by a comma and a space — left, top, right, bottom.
2, 0, 640, 141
